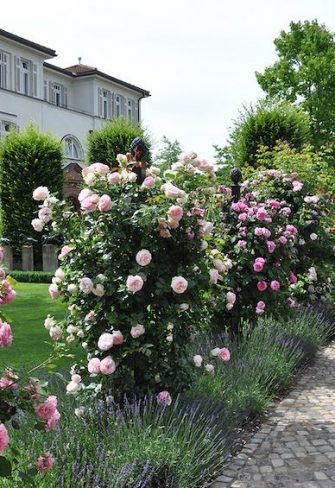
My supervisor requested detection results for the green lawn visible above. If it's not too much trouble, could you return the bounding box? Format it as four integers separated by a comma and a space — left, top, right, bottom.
0, 283, 67, 370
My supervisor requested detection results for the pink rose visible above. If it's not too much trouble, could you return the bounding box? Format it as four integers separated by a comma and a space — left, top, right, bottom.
256, 208, 267, 221
254, 227, 264, 237
257, 281, 267, 292
179, 303, 189, 311
238, 213, 248, 221
256, 301, 266, 315
237, 240, 247, 248
219, 348, 231, 362
126, 275, 144, 293
107, 172, 120, 185
167, 205, 183, 222
98, 333, 114, 351
49, 326, 62, 341
292, 180, 303, 192
271, 280, 281, 291
33, 186, 50, 201
157, 391, 172, 406
287, 297, 297, 308
0, 249, 4, 263
226, 292, 236, 304
88, 358, 101, 374
81, 194, 99, 212
136, 250, 152, 266
79, 277, 94, 294
0, 424, 9, 454
280, 207, 291, 217
100, 356, 116, 375
266, 241, 276, 253
278, 236, 288, 245
253, 257, 266, 272
98, 195, 112, 212
0, 322, 13, 348
38, 207, 53, 223
286, 225, 298, 236
35, 396, 57, 421
58, 245, 72, 260
289, 272, 298, 284
36, 452, 55, 472
32, 218, 44, 232
171, 276, 188, 294
142, 176, 155, 188
167, 218, 179, 229
48, 284, 60, 300
131, 325, 145, 338
209, 269, 219, 285
162, 183, 182, 199
46, 410, 60, 431
231, 202, 249, 212
112, 330, 123, 345
267, 199, 281, 209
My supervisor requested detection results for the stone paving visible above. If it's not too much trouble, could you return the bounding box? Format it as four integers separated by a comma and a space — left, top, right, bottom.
211, 342, 335, 488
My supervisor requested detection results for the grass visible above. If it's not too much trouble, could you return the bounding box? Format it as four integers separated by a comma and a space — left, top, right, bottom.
0, 283, 66, 370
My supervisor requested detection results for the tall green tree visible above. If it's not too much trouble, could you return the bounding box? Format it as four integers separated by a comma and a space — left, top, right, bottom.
154, 136, 182, 173
256, 20, 335, 148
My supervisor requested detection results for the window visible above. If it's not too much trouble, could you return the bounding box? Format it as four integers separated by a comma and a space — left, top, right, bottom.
98, 88, 113, 119
102, 89, 108, 118
53, 83, 61, 106
63, 136, 82, 160
47, 82, 68, 107
21, 60, 30, 95
127, 99, 132, 119
115, 95, 121, 117
0, 121, 16, 140
0, 51, 10, 89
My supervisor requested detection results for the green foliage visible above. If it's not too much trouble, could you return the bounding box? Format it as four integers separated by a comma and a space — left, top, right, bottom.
8, 271, 54, 284
256, 20, 335, 148
0, 125, 63, 254
220, 101, 311, 169
154, 136, 182, 173
87, 118, 152, 167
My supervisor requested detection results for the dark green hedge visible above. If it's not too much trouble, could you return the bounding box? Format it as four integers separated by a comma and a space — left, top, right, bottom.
9, 270, 53, 283
0, 125, 63, 254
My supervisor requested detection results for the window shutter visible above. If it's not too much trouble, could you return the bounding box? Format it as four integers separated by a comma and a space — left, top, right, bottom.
108, 91, 114, 119
119, 95, 125, 116
98, 88, 103, 117
44, 81, 48, 101
2, 52, 9, 89
32, 63, 38, 97
15, 56, 21, 92
64, 87, 68, 108
49, 81, 54, 103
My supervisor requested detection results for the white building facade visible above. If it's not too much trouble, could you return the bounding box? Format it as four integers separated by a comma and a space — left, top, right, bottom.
0, 28, 150, 165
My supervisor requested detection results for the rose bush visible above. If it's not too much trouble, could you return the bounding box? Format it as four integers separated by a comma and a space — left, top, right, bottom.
33, 153, 227, 398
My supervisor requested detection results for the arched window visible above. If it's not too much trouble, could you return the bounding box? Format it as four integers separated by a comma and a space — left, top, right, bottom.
62, 135, 83, 161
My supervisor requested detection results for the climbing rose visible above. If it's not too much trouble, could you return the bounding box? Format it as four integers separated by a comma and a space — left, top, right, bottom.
256, 301, 266, 315
108, 172, 120, 184
98, 333, 114, 351
136, 250, 152, 266
98, 195, 112, 212
79, 277, 94, 294
219, 348, 231, 362
100, 356, 116, 375
0, 424, 9, 453
193, 355, 203, 367
271, 280, 281, 291
142, 176, 155, 188
112, 331, 123, 345
33, 186, 50, 201
35, 396, 58, 421
209, 269, 219, 284
36, 452, 55, 472
48, 284, 60, 299
88, 358, 101, 374
171, 276, 188, 294
131, 325, 145, 338
167, 205, 183, 221
0, 321, 13, 348
32, 218, 44, 232
257, 281, 267, 292
157, 391, 172, 406
126, 275, 144, 293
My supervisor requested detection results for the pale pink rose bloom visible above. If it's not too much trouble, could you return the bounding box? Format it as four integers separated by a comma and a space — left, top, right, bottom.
289, 272, 298, 284
78, 188, 92, 202
226, 303, 234, 311
267, 241, 276, 253
179, 303, 189, 311
0, 249, 4, 264
271, 280, 281, 291
45, 410, 60, 431
83, 162, 109, 176
292, 180, 303, 192
36, 452, 55, 472
0, 322, 13, 348
190, 207, 206, 217
237, 240, 247, 248
98, 195, 112, 212
179, 152, 192, 163
33, 186, 50, 201
44, 315, 55, 330
58, 245, 72, 260
256, 300, 266, 314
136, 250, 152, 266
98, 333, 114, 351
193, 355, 203, 367
256, 208, 267, 221
92, 284, 105, 297
254, 227, 265, 237
167, 218, 179, 229
257, 300, 266, 310
131, 325, 145, 338
71, 374, 82, 384
213, 259, 225, 272
171, 276, 188, 294
287, 297, 297, 308
267, 199, 281, 209
226, 292, 236, 304
231, 202, 249, 212
142, 176, 156, 188
100, 356, 116, 375
88, 358, 101, 374
167, 205, 183, 221
81, 194, 99, 212
49, 326, 62, 341
200, 221, 214, 236
32, 218, 44, 232
66, 381, 81, 394
108, 172, 120, 185
286, 225, 298, 235
126, 275, 144, 293
257, 281, 267, 292
310, 233, 318, 241
163, 183, 182, 199
84, 311, 96, 321
253, 260, 265, 272
209, 269, 219, 284
112, 330, 123, 345
48, 283, 60, 299
79, 277, 94, 294
35, 396, 57, 421
280, 207, 291, 217
157, 391, 172, 406
67, 284, 77, 294
0, 424, 9, 454
238, 213, 248, 221
219, 348, 231, 362
38, 207, 53, 223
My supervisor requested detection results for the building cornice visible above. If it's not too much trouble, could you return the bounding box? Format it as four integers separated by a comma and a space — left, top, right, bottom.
0, 28, 56, 57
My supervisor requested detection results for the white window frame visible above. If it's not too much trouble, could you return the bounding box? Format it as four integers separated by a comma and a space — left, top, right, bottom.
102, 89, 108, 119
63, 135, 82, 161
20, 59, 30, 95
0, 51, 10, 89
115, 95, 121, 117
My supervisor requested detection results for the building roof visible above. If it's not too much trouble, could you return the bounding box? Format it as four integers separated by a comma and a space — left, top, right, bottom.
0, 28, 56, 57
44, 62, 150, 97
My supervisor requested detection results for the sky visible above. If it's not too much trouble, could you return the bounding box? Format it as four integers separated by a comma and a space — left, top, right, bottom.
2, 0, 335, 161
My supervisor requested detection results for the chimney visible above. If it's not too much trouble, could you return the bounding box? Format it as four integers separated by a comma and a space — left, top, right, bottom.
78, 57, 82, 64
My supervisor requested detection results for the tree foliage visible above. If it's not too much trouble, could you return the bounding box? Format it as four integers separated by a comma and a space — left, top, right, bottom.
87, 118, 152, 167
256, 20, 335, 148
154, 136, 182, 172
0, 125, 63, 254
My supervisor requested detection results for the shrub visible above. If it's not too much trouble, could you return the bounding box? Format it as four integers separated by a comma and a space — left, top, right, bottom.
223, 101, 311, 168
0, 125, 63, 257
8, 271, 53, 283
87, 118, 152, 167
